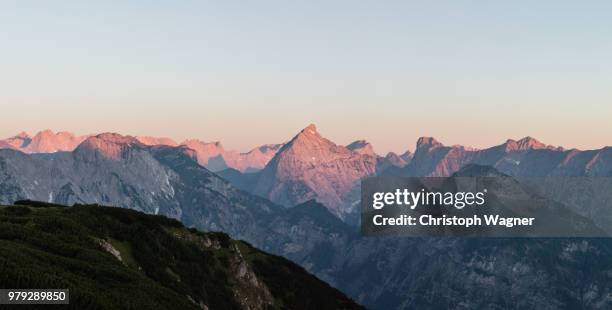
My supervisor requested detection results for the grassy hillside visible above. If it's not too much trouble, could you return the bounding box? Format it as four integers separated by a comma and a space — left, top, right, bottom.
0, 201, 362, 310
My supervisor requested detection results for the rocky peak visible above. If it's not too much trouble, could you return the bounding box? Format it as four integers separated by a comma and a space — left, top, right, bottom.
4, 132, 32, 148
503, 136, 560, 152
180, 139, 226, 167
303, 123, 318, 134
384, 150, 413, 167
383, 152, 409, 168
347, 140, 375, 156
288, 124, 324, 144
255, 124, 377, 216
416, 137, 443, 151
277, 124, 343, 159
24, 130, 85, 153
400, 150, 413, 161
14, 131, 31, 139
74, 133, 143, 160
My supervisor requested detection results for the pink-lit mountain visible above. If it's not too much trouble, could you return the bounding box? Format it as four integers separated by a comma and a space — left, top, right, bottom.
254, 124, 378, 217
136, 136, 179, 147
233, 126, 610, 218
0, 131, 282, 173
1, 126, 610, 218
0, 130, 89, 153
161, 139, 283, 173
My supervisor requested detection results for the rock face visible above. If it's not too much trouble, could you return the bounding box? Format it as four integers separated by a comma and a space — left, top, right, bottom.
254, 124, 378, 217
0, 130, 88, 153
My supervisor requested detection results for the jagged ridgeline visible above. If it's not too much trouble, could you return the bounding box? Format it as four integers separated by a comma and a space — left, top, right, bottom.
0, 201, 362, 310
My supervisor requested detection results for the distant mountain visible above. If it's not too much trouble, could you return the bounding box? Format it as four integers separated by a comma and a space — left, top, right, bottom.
224, 144, 284, 173
346, 140, 376, 156
0, 201, 362, 310
253, 124, 377, 217
0, 133, 284, 238
376, 150, 412, 172
0, 131, 281, 173
136, 135, 179, 146
176, 139, 283, 173
0, 130, 88, 153
1, 131, 30, 149
388, 136, 611, 178
221, 126, 612, 218
180, 139, 227, 170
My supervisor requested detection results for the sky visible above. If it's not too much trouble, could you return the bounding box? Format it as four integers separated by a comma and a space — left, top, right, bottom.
1, 1, 611, 154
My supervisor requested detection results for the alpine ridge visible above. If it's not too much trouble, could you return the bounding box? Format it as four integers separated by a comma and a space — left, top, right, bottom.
253, 124, 378, 217
1, 128, 612, 309
0, 131, 282, 173
0, 130, 88, 153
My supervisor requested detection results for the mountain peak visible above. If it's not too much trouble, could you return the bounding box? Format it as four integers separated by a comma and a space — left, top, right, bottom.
255, 124, 378, 216
75, 133, 143, 160
3, 132, 32, 149
282, 124, 335, 153
304, 123, 317, 132
347, 140, 369, 149
503, 136, 560, 152
295, 124, 321, 139
347, 140, 375, 156
179, 139, 226, 168
22, 130, 84, 153
38, 129, 54, 135
91, 133, 140, 144
14, 131, 30, 139
416, 137, 443, 150
517, 136, 543, 148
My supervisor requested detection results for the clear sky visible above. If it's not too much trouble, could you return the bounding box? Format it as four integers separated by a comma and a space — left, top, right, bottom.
1, 1, 610, 153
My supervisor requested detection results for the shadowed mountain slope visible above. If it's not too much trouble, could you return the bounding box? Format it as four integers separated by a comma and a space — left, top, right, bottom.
0, 201, 362, 310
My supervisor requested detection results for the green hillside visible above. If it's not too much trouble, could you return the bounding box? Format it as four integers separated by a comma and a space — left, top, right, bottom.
0, 201, 362, 310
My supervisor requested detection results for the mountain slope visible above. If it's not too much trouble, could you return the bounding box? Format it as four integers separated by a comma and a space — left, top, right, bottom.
0, 201, 362, 310
0, 133, 282, 238
254, 124, 377, 217
253, 171, 612, 309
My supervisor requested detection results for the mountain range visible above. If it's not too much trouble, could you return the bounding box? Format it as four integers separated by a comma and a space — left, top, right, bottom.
0, 130, 283, 173
1, 126, 612, 309
2, 126, 611, 221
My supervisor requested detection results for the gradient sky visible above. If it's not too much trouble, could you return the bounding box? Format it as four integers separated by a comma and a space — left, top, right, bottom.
1, 1, 611, 154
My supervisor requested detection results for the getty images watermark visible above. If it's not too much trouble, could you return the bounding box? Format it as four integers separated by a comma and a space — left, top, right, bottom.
361, 176, 611, 238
